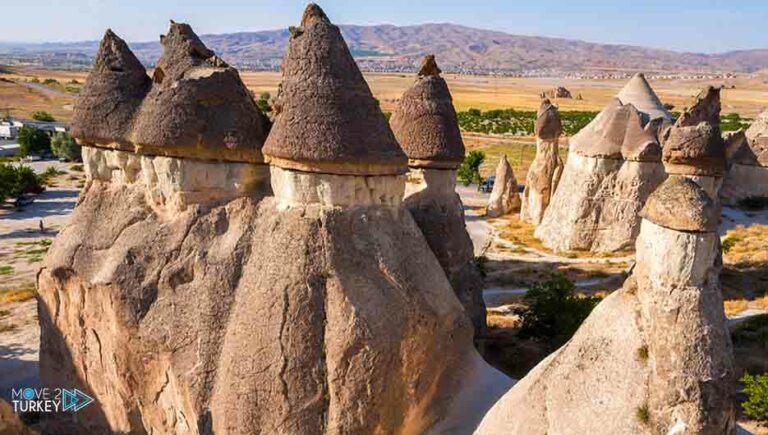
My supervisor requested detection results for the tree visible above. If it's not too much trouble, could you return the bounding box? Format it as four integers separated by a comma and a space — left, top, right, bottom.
0, 163, 43, 204
256, 92, 272, 115
50, 132, 81, 161
17, 126, 51, 157
31, 110, 56, 122
517, 273, 601, 350
457, 150, 485, 186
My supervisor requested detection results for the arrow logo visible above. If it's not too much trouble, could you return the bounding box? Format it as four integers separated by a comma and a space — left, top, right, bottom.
62, 388, 94, 412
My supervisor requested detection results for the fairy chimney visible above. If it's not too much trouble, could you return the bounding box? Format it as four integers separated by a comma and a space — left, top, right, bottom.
38, 25, 272, 434
391, 54, 486, 336
486, 154, 521, 217
210, 5, 510, 434
662, 86, 726, 200
535, 73, 671, 252
521, 98, 564, 224
476, 175, 735, 434
720, 110, 768, 205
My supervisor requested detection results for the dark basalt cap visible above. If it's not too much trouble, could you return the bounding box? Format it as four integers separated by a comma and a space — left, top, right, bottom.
534, 98, 562, 141
640, 175, 718, 232
130, 21, 270, 163
262, 3, 407, 175
71, 29, 151, 148
390, 55, 465, 169
662, 87, 725, 176
571, 99, 661, 162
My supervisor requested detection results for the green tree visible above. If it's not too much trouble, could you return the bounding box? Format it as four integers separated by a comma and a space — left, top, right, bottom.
17, 126, 51, 157
517, 273, 601, 350
457, 150, 485, 186
741, 373, 768, 421
256, 92, 272, 115
50, 132, 81, 161
0, 163, 15, 203
31, 110, 56, 122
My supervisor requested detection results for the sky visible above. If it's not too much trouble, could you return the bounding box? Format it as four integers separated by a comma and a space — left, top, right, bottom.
1, 0, 766, 53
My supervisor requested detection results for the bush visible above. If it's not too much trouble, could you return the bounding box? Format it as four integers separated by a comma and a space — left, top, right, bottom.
0, 163, 43, 203
31, 110, 56, 122
256, 92, 272, 115
458, 150, 485, 186
517, 273, 601, 349
17, 126, 51, 157
741, 373, 768, 421
50, 132, 81, 161
40, 166, 64, 185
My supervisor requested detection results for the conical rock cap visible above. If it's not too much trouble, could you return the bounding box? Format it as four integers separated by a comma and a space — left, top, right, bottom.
641, 175, 718, 232
71, 29, 151, 147
130, 21, 270, 163
535, 98, 562, 141
263, 3, 406, 175
390, 55, 465, 169
662, 86, 725, 176
617, 73, 672, 122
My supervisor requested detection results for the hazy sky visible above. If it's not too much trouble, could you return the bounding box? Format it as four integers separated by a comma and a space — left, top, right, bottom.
1, 0, 765, 53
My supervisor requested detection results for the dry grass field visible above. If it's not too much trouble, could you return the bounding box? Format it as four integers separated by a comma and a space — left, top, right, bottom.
3, 67, 768, 122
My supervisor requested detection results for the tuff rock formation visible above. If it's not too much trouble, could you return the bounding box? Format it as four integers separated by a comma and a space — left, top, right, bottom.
520, 99, 564, 224
391, 55, 486, 336
721, 110, 768, 205
486, 155, 521, 217
475, 175, 736, 435
39, 6, 512, 434
535, 73, 672, 252
662, 86, 726, 202
38, 24, 274, 434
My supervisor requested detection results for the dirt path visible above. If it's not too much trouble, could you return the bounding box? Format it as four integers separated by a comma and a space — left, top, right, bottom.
0, 164, 82, 400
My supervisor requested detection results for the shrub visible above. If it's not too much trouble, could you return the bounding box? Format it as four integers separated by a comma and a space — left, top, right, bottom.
517, 273, 601, 349
0, 163, 43, 203
31, 110, 56, 122
50, 132, 81, 161
256, 91, 272, 115
17, 126, 51, 156
457, 150, 485, 186
741, 373, 768, 421
40, 166, 64, 185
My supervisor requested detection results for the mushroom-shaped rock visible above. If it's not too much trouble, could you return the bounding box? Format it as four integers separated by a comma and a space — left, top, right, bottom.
262, 4, 406, 175
131, 21, 271, 163
396, 55, 486, 336
721, 111, 768, 205
641, 175, 719, 232
391, 55, 465, 169
521, 99, 564, 224
207, 5, 510, 434
476, 175, 735, 435
535, 74, 668, 253
486, 155, 521, 217
71, 29, 151, 148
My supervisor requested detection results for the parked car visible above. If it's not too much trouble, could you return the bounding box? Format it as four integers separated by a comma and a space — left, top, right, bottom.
480, 175, 495, 193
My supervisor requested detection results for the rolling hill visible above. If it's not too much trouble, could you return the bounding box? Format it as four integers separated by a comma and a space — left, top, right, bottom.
2, 23, 768, 74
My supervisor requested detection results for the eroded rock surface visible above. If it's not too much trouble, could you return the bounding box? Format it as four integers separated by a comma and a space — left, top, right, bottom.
393, 55, 486, 336
721, 110, 768, 204
535, 73, 670, 252
521, 99, 564, 224
486, 155, 521, 217
476, 175, 736, 435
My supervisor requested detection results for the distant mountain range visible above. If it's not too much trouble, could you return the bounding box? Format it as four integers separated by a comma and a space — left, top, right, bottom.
2, 23, 768, 74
